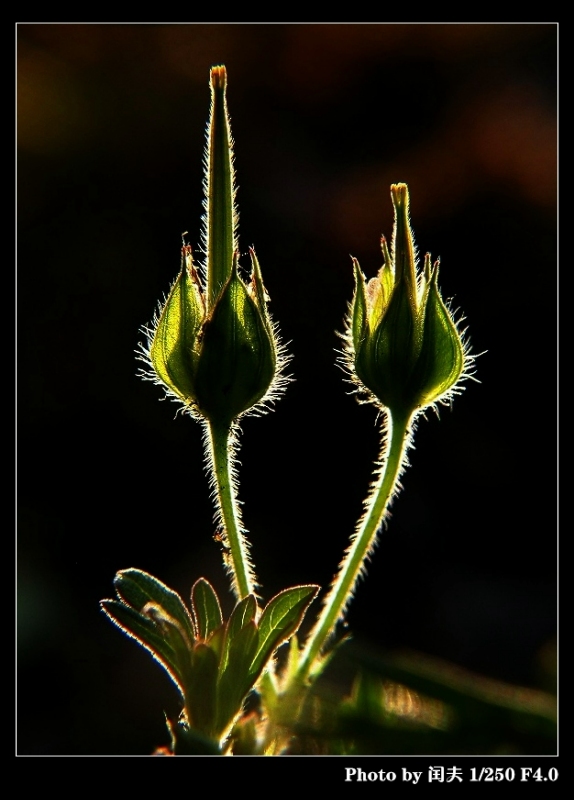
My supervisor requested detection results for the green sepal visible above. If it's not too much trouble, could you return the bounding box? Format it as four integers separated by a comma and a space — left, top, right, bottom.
149, 253, 204, 408
100, 599, 187, 700
355, 273, 415, 414
113, 568, 195, 647
249, 585, 320, 682
194, 257, 276, 425
373, 277, 416, 404
410, 264, 465, 408
191, 577, 223, 641
249, 248, 274, 337
351, 259, 368, 355
377, 237, 395, 321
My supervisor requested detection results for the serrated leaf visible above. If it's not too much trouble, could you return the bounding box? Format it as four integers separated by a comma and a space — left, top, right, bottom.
114, 568, 195, 646
250, 585, 319, 682
101, 599, 186, 700
191, 578, 223, 641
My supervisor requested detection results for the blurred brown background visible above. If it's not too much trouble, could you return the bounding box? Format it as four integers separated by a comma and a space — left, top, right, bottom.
17, 23, 557, 755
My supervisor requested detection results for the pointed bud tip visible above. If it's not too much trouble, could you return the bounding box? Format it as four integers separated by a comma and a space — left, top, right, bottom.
347, 183, 470, 416
210, 65, 227, 90
390, 183, 409, 209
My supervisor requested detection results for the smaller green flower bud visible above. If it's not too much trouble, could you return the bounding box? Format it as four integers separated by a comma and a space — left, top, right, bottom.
346, 183, 472, 417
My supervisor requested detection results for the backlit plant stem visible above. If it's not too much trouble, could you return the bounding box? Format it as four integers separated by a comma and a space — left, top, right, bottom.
208, 420, 257, 601
296, 407, 412, 682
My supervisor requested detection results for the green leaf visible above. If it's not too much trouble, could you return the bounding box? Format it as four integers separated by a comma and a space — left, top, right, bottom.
114, 568, 195, 646
191, 578, 223, 641
100, 599, 186, 700
250, 585, 319, 681
188, 643, 219, 737
227, 594, 257, 638
138, 603, 194, 674
220, 594, 258, 674
222, 621, 259, 687
206, 623, 226, 662
217, 620, 259, 735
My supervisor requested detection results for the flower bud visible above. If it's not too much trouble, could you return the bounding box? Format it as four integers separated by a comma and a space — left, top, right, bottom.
193, 251, 278, 425
347, 183, 468, 416
140, 66, 287, 426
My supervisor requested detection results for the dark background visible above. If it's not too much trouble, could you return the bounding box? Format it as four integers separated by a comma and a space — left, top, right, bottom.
17, 23, 557, 755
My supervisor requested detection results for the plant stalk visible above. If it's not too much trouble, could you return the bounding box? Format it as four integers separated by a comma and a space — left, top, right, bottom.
295, 408, 412, 683
208, 420, 257, 601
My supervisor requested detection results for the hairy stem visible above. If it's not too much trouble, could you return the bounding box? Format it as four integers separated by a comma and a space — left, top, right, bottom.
295, 408, 412, 682
207, 420, 257, 600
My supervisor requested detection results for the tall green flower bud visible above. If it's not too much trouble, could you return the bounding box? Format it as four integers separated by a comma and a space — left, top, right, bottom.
347, 183, 470, 417
141, 66, 287, 427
